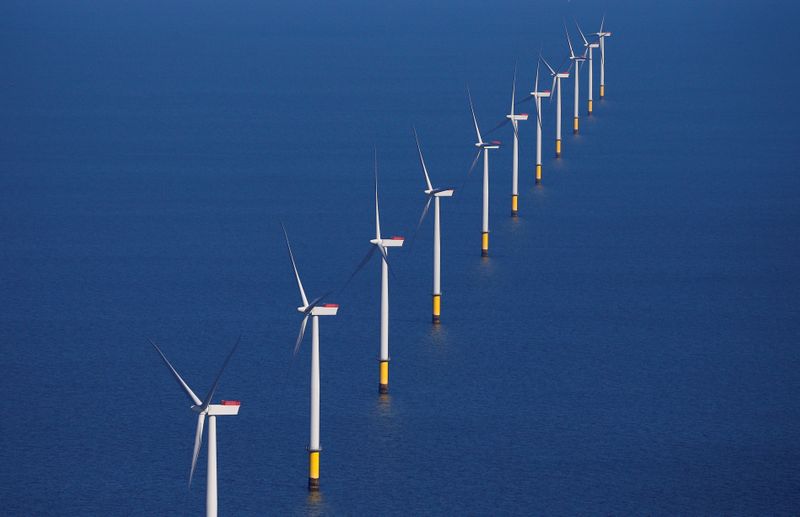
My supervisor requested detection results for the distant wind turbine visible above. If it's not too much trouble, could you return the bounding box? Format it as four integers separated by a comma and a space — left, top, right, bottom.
412, 128, 454, 323
505, 67, 528, 215
369, 153, 404, 393
565, 24, 587, 133
530, 62, 551, 184
150, 337, 241, 517
576, 20, 600, 115
282, 224, 339, 491
541, 54, 570, 157
468, 88, 501, 257
593, 15, 612, 99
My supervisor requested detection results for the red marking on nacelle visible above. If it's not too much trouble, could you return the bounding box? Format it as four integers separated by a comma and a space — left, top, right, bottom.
491, 140, 501, 145
390, 236, 404, 240
221, 400, 241, 406
323, 303, 339, 308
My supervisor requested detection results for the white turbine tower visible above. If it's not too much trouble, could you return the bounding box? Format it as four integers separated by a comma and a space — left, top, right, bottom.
565, 24, 587, 133
593, 15, 612, 99
530, 62, 551, 184
505, 67, 528, 215
412, 127, 454, 323
576, 21, 600, 115
282, 224, 339, 491
541, 54, 570, 158
150, 338, 241, 517
468, 88, 501, 257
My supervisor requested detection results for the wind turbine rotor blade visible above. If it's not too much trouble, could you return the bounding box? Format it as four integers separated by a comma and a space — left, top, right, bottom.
565, 23, 575, 58
188, 413, 206, 488
575, 20, 589, 46
293, 315, 309, 357
467, 86, 483, 144
511, 62, 517, 116
200, 334, 240, 411
281, 223, 309, 307
374, 148, 381, 240
541, 55, 556, 76
459, 148, 483, 192
340, 245, 378, 293
484, 117, 511, 137
407, 195, 433, 250
377, 243, 390, 266
150, 339, 202, 407
599, 14, 605, 34
534, 61, 541, 92
413, 127, 434, 191
516, 94, 533, 106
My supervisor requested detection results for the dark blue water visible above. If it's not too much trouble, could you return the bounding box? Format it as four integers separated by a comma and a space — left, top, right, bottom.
2, 0, 799, 514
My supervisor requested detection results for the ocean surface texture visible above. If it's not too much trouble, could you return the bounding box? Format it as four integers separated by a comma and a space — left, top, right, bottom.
1, 0, 799, 514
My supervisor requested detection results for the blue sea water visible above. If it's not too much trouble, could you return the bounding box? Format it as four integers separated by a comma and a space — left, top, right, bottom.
1, 0, 799, 514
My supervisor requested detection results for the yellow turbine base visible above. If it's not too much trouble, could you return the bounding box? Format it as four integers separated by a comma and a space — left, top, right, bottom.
588, 99, 593, 115
600, 84, 605, 98
379, 360, 389, 393
481, 232, 489, 257
535, 164, 542, 184
432, 294, 441, 323
555, 139, 561, 157
308, 451, 320, 490
511, 194, 518, 216
573, 117, 579, 133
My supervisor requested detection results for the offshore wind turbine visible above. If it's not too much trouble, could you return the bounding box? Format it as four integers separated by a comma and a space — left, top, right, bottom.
593, 15, 612, 99
541, 54, 570, 158
576, 21, 600, 115
412, 128, 454, 323
367, 153, 404, 393
565, 24, 587, 133
505, 67, 528, 215
530, 62, 551, 184
282, 224, 339, 491
468, 88, 501, 257
150, 338, 241, 517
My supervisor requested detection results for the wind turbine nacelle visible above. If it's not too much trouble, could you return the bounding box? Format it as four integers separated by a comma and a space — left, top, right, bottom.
507, 113, 529, 121
598, 32, 612, 37
532, 91, 551, 98
589, 43, 600, 49
311, 304, 339, 316
380, 236, 405, 248
557, 72, 570, 79
207, 401, 241, 416
432, 189, 454, 197
481, 141, 501, 149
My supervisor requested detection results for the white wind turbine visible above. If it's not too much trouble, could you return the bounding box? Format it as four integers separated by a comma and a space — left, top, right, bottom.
150, 338, 241, 517
530, 61, 551, 184
282, 224, 339, 491
541, 54, 571, 158
592, 15, 612, 99
565, 24, 587, 133
468, 88, 501, 257
576, 21, 600, 115
412, 127, 454, 323
341, 152, 404, 393
505, 67, 528, 215
370, 153, 403, 393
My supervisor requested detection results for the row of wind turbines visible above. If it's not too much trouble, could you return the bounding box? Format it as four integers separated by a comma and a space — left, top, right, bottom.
149, 16, 612, 517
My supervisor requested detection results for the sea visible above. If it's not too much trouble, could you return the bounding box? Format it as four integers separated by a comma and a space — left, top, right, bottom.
1, 0, 799, 514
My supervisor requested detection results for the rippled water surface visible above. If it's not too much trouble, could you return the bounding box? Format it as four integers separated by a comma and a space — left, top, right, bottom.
2, 0, 799, 514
